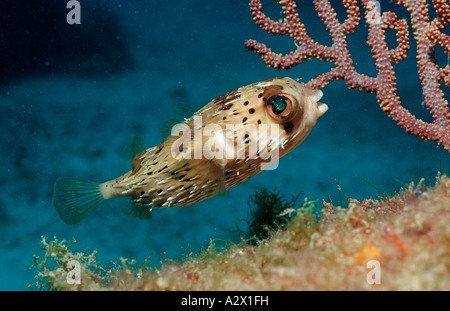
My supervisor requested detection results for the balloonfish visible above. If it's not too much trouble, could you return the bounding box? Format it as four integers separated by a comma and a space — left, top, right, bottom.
53, 77, 328, 224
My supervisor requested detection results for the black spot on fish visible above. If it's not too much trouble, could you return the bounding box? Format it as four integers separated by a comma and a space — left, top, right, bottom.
244, 101, 249, 106
257, 120, 261, 124
284, 122, 294, 133
258, 93, 264, 98
249, 108, 255, 114
242, 117, 247, 123
158, 165, 168, 173
140, 191, 145, 195
157, 189, 163, 194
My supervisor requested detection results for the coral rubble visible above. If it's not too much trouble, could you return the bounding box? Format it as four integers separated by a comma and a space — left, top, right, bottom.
33, 175, 450, 290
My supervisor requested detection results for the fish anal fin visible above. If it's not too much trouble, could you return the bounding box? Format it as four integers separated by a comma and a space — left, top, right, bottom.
119, 198, 153, 220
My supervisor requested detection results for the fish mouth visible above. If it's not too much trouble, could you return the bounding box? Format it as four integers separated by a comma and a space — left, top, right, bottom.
316, 102, 328, 117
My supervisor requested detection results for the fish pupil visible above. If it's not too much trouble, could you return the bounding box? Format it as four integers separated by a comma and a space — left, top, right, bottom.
269, 96, 287, 115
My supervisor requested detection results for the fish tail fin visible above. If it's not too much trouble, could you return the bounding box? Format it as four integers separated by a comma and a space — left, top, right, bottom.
53, 178, 106, 225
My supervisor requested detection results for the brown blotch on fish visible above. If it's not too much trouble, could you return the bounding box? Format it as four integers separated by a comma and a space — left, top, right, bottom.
214, 89, 240, 106
131, 151, 146, 175
220, 104, 233, 111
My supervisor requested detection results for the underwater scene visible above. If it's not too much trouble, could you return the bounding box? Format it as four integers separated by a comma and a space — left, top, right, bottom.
1, 0, 449, 291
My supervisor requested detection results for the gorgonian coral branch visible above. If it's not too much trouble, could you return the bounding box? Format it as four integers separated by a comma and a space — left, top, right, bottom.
245, 0, 450, 152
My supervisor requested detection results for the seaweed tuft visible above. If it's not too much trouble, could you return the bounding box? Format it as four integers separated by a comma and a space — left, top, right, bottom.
236, 188, 304, 245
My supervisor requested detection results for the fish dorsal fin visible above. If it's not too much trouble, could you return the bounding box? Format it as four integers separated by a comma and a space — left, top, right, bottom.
160, 118, 183, 141
160, 102, 199, 141
121, 134, 146, 163
175, 102, 199, 118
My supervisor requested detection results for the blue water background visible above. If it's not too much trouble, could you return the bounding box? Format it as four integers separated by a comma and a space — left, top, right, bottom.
0, 0, 448, 290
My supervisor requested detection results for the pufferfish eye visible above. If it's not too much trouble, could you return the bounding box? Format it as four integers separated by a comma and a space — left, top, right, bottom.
266, 94, 296, 120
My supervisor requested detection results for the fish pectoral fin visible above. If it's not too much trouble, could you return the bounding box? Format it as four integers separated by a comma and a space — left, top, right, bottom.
119, 198, 153, 220
214, 159, 227, 197
216, 187, 227, 198
170, 157, 227, 198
